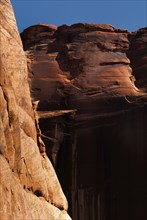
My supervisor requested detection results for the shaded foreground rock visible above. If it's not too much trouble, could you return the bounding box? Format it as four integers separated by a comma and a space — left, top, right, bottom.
0, 0, 71, 219
21, 21, 147, 220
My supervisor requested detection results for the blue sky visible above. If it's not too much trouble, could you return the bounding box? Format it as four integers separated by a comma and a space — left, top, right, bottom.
11, 0, 147, 33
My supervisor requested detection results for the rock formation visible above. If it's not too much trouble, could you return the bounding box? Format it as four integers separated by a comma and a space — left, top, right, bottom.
128, 27, 147, 90
1, 0, 147, 220
21, 21, 147, 220
0, 0, 71, 219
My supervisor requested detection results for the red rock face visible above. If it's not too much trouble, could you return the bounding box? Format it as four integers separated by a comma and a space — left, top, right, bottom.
21, 23, 147, 220
128, 27, 147, 91
0, 1, 71, 220
21, 23, 146, 120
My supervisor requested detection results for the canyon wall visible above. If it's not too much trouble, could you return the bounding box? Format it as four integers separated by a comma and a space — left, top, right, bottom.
0, 0, 147, 219
0, 1, 71, 219
21, 21, 147, 220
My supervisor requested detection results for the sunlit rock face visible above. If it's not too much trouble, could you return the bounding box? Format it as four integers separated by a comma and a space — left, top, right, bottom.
21, 22, 147, 220
0, 1, 71, 220
21, 23, 141, 112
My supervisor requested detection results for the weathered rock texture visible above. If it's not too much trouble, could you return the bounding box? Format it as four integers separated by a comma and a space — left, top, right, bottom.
128, 27, 147, 90
0, 1, 71, 219
21, 22, 147, 220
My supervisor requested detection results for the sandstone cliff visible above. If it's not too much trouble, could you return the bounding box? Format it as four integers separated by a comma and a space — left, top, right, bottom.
0, 0, 147, 219
21, 23, 147, 113
21, 22, 147, 220
0, 1, 71, 219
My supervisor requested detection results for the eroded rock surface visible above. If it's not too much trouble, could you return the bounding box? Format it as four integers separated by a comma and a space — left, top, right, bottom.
21, 22, 147, 220
128, 27, 147, 90
0, 1, 71, 219
21, 23, 146, 115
